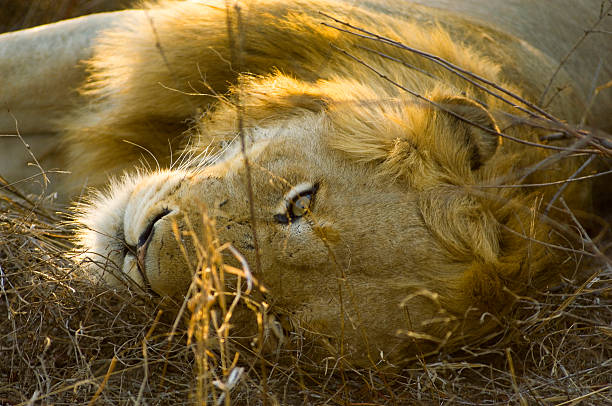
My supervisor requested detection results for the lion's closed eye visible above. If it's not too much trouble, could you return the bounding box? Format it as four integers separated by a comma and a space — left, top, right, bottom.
274, 182, 319, 224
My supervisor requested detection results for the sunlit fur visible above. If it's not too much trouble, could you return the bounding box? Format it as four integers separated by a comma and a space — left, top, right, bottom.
61, 0, 604, 366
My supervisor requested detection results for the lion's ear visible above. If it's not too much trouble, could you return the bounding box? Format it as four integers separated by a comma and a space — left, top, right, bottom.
437, 96, 501, 170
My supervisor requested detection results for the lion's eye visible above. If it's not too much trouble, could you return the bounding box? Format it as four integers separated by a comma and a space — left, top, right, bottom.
274, 183, 318, 224
291, 194, 311, 218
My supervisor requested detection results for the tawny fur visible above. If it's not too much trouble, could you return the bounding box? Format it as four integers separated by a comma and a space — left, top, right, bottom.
3, 0, 610, 366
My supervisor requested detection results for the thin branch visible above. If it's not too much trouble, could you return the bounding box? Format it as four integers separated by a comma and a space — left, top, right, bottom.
355, 43, 536, 118
319, 13, 560, 123
319, 13, 612, 156
544, 155, 595, 214
478, 167, 612, 189
5, 108, 49, 187
225, 3, 267, 405
224, 2, 261, 277
329, 44, 595, 153
144, 8, 197, 111
540, 2, 612, 102
587, 29, 612, 34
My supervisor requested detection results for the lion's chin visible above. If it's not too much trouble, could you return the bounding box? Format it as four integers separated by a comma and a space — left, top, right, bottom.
121, 253, 146, 290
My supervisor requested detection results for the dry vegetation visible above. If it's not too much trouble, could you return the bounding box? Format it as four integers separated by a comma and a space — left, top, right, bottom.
1, 1, 611, 405
1, 177, 610, 404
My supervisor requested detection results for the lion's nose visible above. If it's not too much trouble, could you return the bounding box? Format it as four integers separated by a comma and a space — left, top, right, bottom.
136, 208, 171, 271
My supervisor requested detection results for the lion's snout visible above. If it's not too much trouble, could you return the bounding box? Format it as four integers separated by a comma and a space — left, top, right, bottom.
134, 208, 171, 287
101, 170, 242, 298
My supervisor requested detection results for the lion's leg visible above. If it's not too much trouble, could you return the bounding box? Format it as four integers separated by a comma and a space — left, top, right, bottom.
0, 11, 147, 135
0, 11, 141, 195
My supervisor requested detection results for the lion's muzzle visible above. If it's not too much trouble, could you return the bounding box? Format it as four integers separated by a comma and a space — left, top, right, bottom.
135, 208, 171, 290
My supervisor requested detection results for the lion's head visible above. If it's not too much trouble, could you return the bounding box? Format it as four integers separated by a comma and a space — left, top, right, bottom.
73, 65, 591, 365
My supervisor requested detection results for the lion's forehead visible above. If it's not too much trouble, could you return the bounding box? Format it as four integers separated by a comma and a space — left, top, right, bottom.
209, 125, 290, 167
200, 113, 329, 168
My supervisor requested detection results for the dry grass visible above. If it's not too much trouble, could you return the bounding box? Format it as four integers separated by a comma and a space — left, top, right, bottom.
0, 177, 610, 404
1, 1, 612, 405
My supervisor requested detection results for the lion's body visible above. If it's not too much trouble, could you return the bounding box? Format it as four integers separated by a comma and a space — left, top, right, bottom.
1, 0, 610, 366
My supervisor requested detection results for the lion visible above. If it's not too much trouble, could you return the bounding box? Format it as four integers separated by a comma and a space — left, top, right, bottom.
0, 0, 610, 367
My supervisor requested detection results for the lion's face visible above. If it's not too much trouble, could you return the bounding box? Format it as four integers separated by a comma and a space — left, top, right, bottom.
74, 68, 584, 364
77, 103, 484, 362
